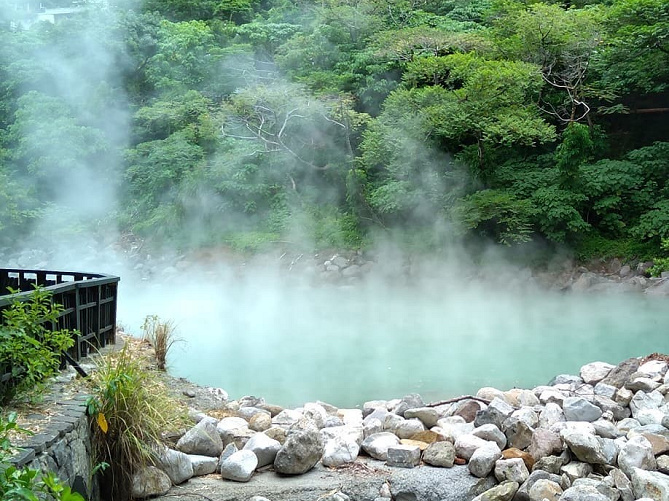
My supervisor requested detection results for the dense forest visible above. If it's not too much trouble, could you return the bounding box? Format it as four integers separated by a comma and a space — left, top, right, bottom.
1, 0, 668, 263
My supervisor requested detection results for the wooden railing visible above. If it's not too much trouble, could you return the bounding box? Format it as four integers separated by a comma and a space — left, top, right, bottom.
0, 269, 120, 384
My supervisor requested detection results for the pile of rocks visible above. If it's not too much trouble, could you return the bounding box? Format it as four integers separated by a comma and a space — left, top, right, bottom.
133, 356, 669, 501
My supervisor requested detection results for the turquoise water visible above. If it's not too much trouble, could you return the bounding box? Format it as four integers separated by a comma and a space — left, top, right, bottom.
121, 277, 669, 408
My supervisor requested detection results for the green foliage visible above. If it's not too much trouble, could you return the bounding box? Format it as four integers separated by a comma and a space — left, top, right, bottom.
0, 412, 85, 501
632, 199, 669, 242
0, 288, 75, 406
648, 238, 669, 276
86, 344, 187, 501
574, 233, 656, 261
453, 189, 533, 245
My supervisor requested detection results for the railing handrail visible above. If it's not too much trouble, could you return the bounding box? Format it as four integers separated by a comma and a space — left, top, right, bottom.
0, 268, 120, 393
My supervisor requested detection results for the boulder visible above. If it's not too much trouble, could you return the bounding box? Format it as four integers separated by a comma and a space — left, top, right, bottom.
528, 429, 563, 461
386, 445, 421, 468
630, 467, 669, 500
274, 429, 323, 475
243, 432, 281, 467
528, 479, 562, 501
561, 461, 593, 482
593, 382, 617, 399
361, 432, 401, 461
563, 397, 603, 422
403, 407, 441, 428
188, 454, 218, 476
600, 358, 640, 388
216, 417, 249, 438
539, 403, 566, 429
502, 417, 534, 450
657, 455, 669, 474
176, 419, 224, 457
475, 398, 515, 429
560, 484, 610, 501
131, 466, 171, 499
501, 447, 535, 471
394, 418, 426, 439
533, 455, 566, 475
515, 470, 563, 501
580, 362, 615, 384
469, 443, 502, 478
155, 448, 193, 485
220, 450, 258, 482
493, 458, 529, 484
455, 434, 491, 461
618, 435, 657, 476
561, 428, 610, 464
322, 432, 361, 467
472, 424, 507, 450
249, 413, 272, 432
423, 441, 456, 467
454, 400, 485, 422
471, 480, 519, 501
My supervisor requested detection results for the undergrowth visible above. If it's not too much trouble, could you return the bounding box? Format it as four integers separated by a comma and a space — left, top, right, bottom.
85, 342, 187, 501
141, 315, 179, 370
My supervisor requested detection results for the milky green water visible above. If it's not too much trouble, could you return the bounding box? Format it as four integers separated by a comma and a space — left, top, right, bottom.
123, 279, 669, 408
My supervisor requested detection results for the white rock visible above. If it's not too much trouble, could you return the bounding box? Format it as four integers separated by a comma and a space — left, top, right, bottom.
580, 362, 615, 385
618, 435, 657, 476
155, 448, 193, 485
272, 409, 303, 427
188, 454, 218, 476
339, 409, 363, 427
322, 432, 361, 467
630, 467, 669, 500
472, 424, 507, 450
468, 443, 502, 478
528, 478, 562, 501
638, 360, 668, 378
454, 434, 491, 461
243, 432, 281, 467
361, 432, 401, 461
394, 418, 426, 439
539, 403, 566, 429
220, 450, 258, 482
563, 397, 603, 422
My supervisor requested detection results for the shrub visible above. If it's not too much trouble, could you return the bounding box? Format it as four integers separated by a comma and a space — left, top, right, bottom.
141, 315, 178, 370
0, 287, 75, 405
85, 344, 186, 501
0, 412, 84, 501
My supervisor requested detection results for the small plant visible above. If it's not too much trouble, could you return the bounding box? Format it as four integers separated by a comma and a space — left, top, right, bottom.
0, 287, 76, 405
85, 344, 186, 501
649, 238, 669, 277
141, 315, 179, 370
0, 412, 84, 501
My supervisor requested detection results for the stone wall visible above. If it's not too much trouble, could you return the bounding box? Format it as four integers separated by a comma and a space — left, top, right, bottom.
10, 394, 98, 501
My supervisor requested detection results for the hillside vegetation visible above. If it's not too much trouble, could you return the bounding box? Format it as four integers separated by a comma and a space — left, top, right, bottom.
1, 0, 668, 260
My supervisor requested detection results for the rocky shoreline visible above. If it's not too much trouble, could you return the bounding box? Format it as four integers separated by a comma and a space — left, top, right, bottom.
133, 354, 669, 501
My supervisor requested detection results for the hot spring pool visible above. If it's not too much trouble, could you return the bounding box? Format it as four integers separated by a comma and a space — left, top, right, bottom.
121, 275, 669, 408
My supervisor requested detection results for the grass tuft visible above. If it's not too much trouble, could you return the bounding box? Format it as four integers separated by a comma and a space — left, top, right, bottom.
85, 342, 187, 501
141, 315, 179, 370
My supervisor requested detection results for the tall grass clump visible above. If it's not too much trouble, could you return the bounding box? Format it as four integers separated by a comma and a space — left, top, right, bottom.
86, 344, 186, 501
141, 315, 178, 370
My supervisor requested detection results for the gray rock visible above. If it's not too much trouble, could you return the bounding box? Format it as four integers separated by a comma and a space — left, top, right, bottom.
592, 419, 624, 439
394, 418, 426, 439
188, 454, 218, 476
238, 407, 271, 422
217, 417, 249, 439
533, 455, 566, 475
657, 455, 669, 474
609, 467, 634, 501
561, 461, 594, 482
131, 466, 172, 499
639, 360, 668, 378
561, 428, 609, 464
618, 435, 657, 476
539, 403, 566, 429
389, 462, 497, 501
243, 432, 281, 468
155, 447, 193, 485
364, 418, 384, 438
592, 395, 630, 421
600, 358, 641, 388
386, 445, 421, 468
475, 398, 515, 429
272, 409, 303, 427
361, 432, 401, 461
594, 382, 617, 399
249, 413, 272, 432
469, 443, 502, 478
473, 424, 507, 450
630, 467, 669, 500
528, 479, 562, 501
627, 376, 662, 393
423, 441, 456, 467
560, 484, 610, 501
515, 470, 563, 501
540, 389, 568, 406
494, 458, 529, 484
503, 416, 534, 450
176, 419, 224, 457
274, 429, 323, 475
220, 450, 258, 482
404, 407, 441, 428
563, 397, 603, 422
471, 480, 519, 501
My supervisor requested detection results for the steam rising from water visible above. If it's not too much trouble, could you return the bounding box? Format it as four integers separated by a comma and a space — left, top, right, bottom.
3, 4, 668, 409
